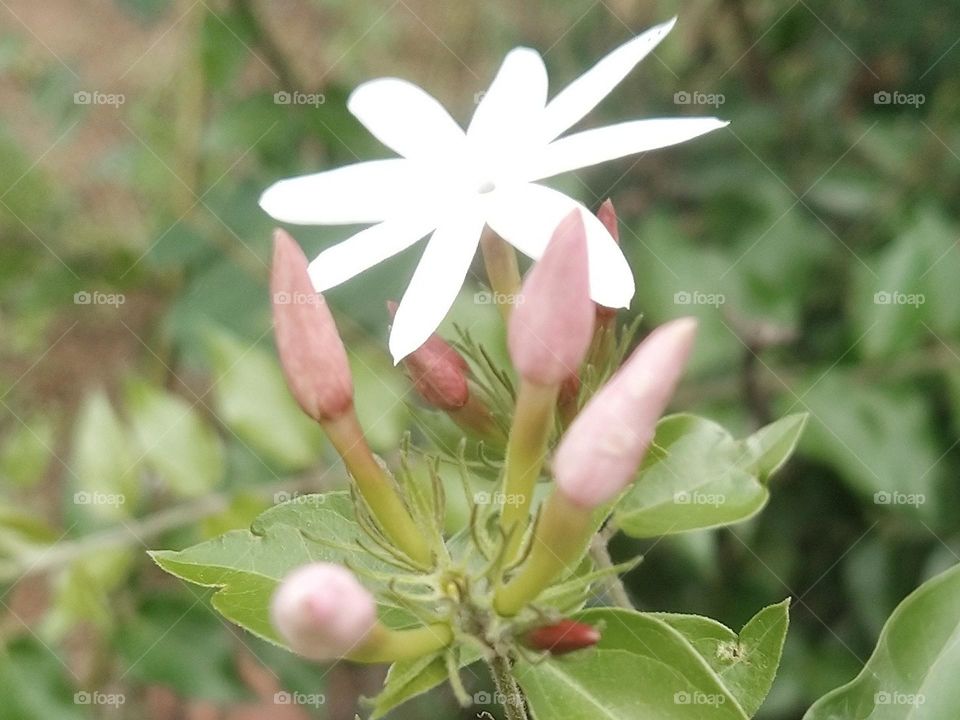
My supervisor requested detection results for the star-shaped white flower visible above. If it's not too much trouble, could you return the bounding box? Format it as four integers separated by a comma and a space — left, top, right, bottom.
260, 17, 727, 363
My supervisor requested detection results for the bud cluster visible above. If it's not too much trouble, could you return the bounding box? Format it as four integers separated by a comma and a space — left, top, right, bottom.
266, 201, 696, 675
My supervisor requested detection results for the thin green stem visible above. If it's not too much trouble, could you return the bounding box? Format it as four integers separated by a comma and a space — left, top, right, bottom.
489, 654, 528, 720
589, 526, 633, 609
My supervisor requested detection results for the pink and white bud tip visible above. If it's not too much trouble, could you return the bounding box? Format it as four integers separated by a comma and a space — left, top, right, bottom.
270, 563, 377, 661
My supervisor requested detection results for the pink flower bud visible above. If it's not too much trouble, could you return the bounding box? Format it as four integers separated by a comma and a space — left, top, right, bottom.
388, 301, 469, 411
554, 318, 697, 508
270, 563, 377, 661
508, 210, 595, 386
271, 229, 353, 422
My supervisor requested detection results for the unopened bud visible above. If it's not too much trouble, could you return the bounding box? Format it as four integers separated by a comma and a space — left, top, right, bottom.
508, 210, 595, 386
271, 229, 353, 422
388, 301, 469, 411
594, 200, 620, 325
555, 317, 697, 509
524, 619, 601, 655
271, 563, 377, 661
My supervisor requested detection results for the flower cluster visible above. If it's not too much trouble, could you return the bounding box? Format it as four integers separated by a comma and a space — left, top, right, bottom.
268, 201, 696, 663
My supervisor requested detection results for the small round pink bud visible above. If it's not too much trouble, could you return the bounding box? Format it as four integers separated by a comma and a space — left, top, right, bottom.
270, 563, 377, 661
388, 301, 470, 411
508, 210, 595, 386
554, 317, 698, 508
271, 229, 353, 422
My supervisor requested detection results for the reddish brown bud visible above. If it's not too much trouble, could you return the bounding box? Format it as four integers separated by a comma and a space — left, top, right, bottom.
524, 619, 600, 655
595, 200, 620, 325
388, 301, 470, 411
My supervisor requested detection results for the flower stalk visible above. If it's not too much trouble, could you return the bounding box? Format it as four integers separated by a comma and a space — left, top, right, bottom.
480, 229, 522, 322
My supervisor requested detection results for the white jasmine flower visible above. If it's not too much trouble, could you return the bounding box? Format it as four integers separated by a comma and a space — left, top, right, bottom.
260, 17, 726, 362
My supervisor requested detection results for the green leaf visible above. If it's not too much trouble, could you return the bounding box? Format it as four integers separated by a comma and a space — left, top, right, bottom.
69, 390, 138, 519
0, 639, 87, 719
0, 414, 54, 488
742, 414, 808, 481
795, 372, 939, 517
651, 600, 791, 717
517, 607, 778, 719
150, 492, 391, 645
126, 380, 225, 498
204, 328, 323, 471
372, 647, 484, 718
805, 563, 960, 719
616, 414, 803, 538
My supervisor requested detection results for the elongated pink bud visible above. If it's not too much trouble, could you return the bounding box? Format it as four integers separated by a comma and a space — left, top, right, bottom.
388, 301, 469, 411
554, 318, 698, 508
271, 229, 353, 422
271, 563, 377, 661
508, 210, 594, 386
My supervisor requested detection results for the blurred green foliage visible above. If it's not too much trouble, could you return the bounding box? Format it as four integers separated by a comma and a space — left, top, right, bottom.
1, 0, 959, 717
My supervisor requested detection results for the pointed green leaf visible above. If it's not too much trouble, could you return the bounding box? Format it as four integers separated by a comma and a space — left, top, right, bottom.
127, 380, 225, 497
151, 492, 393, 645
616, 414, 802, 538
805, 564, 960, 719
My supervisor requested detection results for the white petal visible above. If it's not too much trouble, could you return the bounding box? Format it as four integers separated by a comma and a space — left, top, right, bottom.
541, 18, 676, 141
348, 78, 465, 159
530, 117, 728, 180
389, 206, 486, 362
259, 159, 430, 225
308, 213, 439, 292
486, 184, 634, 308
468, 48, 548, 159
